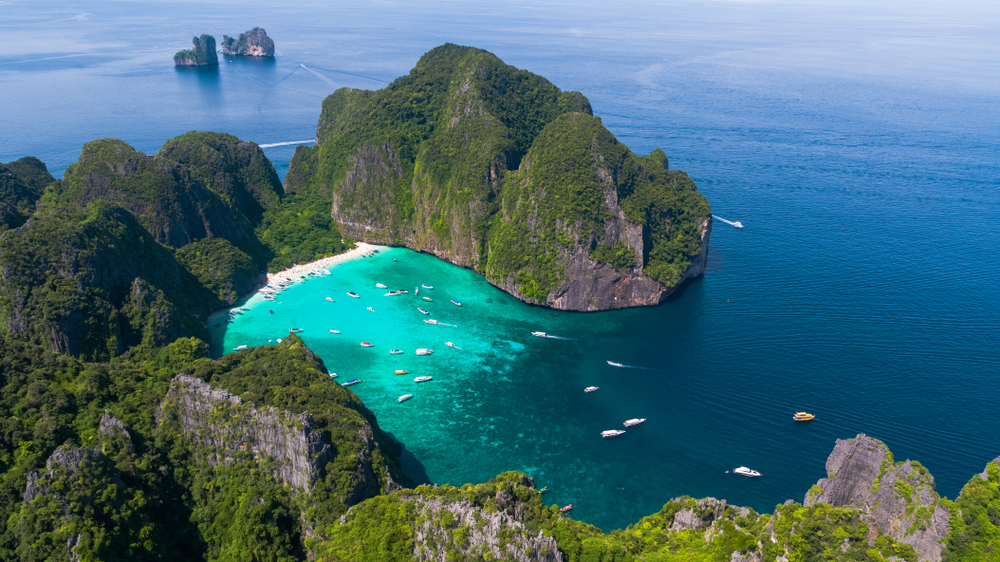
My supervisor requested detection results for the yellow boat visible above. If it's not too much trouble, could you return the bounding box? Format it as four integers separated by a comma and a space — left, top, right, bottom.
793, 412, 816, 421
394, 370, 409, 375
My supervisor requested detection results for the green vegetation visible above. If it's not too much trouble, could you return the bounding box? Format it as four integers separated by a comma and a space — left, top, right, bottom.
291, 44, 709, 307
0, 157, 53, 229
942, 460, 1000, 561
174, 35, 218, 66
174, 238, 257, 304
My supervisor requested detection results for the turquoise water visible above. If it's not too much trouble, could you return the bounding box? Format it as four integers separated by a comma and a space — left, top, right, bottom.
6, 0, 1000, 532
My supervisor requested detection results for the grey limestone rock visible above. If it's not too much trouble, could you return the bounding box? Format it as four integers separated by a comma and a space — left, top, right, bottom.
163, 374, 330, 491
805, 434, 949, 562
100, 412, 134, 453
407, 495, 563, 562
221, 27, 274, 56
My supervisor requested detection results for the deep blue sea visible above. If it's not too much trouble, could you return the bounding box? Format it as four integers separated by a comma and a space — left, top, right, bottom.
3, 0, 999, 532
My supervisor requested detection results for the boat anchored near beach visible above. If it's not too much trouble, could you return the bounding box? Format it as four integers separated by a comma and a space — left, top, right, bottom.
329, 329, 340, 334
416, 349, 433, 356
445, 341, 461, 349
451, 299, 461, 307
341, 378, 361, 387
367, 307, 376, 312
347, 291, 360, 298
417, 307, 429, 314
360, 342, 375, 347
289, 328, 303, 333
734, 466, 761, 477
422, 284, 433, 289
560, 504, 573, 512
601, 430, 626, 438
376, 283, 387, 289
423, 296, 433, 302
389, 349, 403, 355
325, 297, 335, 302
397, 394, 413, 403
233, 345, 248, 351
624, 418, 646, 427
584, 386, 599, 393
394, 370, 408, 375
414, 376, 433, 382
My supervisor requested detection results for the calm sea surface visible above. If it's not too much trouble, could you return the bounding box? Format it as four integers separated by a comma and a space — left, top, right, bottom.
3, 0, 999, 531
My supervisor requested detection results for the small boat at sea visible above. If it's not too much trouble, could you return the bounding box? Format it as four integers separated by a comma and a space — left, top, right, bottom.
422, 284, 433, 289
416, 349, 433, 356
624, 418, 646, 427
289, 328, 303, 333
398, 394, 413, 403
445, 341, 461, 349
539, 486, 548, 493
360, 342, 374, 347
341, 378, 361, 387
733, 221, 744, 229
367, 307, 375, 312
392, 258, 398, 262
394, 370, 408, 375
347, 291, 360, 298
734, 466, 761, 477
389, 350, 404, 355
329, 329, 340, 334
793, 412, 816, 421
584, 386, 599, 393
424, 319, 439, 325
560, 504, 573, 512
385, 290, 404, 296
325, 297, 335, 302
233, 345, 248, 351
607, 361, 624, 367
601, 430, 626, 438
451, 299, 461, 307
414, 376, 433, 382
417, 307, 429, 315
376, 283, 387, 289
531, 331, 546, 337
423, 297, 433, 302
328, 372, 338, 378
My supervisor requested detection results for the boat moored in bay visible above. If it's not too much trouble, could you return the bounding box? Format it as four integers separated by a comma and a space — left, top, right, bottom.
414, 376, 433, 382
734, 466, 761, 477
793, 412, 816, 421
376, 283, 387, 289
341, 378, 361, 387
417, 307, 429, 314
360, 342, 374, 347
289, 328, 303, 333
601, 430, 626, 438
531, 331, 546, 337
451, 299, 461, 307
415, 348, 433, 356
624, 418, 646, 427
347, 291, 360, 298
394, 369, 408, 375
398, 394, 413, 403
424, 319, 439, 325
584, 386, 599, 393
389, 349, 403, 355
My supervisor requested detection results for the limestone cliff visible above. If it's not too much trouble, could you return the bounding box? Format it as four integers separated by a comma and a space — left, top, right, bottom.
174, 34, 218, 66
221, 27, 275, 56
805, 434, 950, 562
0, 156, 53, 229
287, 44, 711, 312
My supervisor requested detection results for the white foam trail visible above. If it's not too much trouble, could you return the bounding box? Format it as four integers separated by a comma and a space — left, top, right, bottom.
300, 63, 337, 88
258, 140, 315, 148
713, 214, 739, 227
544, 335, 574, 340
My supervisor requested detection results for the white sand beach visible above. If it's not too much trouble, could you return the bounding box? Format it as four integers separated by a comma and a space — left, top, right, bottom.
264, 242, 382, 287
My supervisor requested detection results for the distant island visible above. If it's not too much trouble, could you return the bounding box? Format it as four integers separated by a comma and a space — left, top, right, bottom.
173, 34, 218, 66
221, 27, 275, 56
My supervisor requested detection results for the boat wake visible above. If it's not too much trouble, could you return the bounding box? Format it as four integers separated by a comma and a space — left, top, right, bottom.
712, 214, 744, 228
258, 140, 315, 148
299, 63, 337, 88
542, 334, 574, 340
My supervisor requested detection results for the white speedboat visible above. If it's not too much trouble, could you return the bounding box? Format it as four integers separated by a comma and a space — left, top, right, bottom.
624, 418, 646, 427
417, 307, 429, 314
607, 361, 624, 367
531, 331, 546, 337
413, 376, 433, 382
445, 341, 461, 349
424, 319, 439, 325
347, 291, 360, 298
416, 348, 433, 356
341, 378, 361, 387
329, 329, 340, 334
328, 372, 338, 378
422, 284, 433, 290
389, 349, 403, 355
733, 221, 744, 229
734, 466, 761, 477
289, 328, 303, 333
376, 283, 387, 289
233, 345, 248, 351
325, 297, 334, 302
367, 307, 375, 312
601, 430, 626, 438
584, 386, 599, 393
398, 394, 413, 403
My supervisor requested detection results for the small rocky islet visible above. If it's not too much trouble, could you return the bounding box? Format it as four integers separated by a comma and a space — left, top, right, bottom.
174, 27, 274, 66
4, 44, 999, 559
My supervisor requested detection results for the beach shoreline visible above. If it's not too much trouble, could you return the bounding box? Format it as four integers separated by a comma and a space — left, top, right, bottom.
210, 242, 383, 319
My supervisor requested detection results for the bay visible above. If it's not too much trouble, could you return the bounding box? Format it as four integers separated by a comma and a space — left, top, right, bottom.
3, 0, 999, 531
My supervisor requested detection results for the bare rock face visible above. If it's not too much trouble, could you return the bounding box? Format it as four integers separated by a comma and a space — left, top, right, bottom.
408, 495, 563, 562
99, 412, 134, 453
163, 374, 331, 491
805, 434, 949, 562
221, 27, 275, 57
23, 445, 104, 505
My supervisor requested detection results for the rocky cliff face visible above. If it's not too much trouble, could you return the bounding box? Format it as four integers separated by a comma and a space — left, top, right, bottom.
174, 34, 218, 66
805, 434, 950, 562
288, 44, 710, 312
163, 374, 332, 491
221, 27, 275, 56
